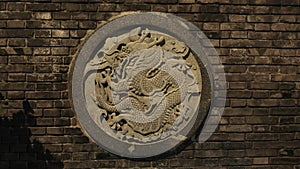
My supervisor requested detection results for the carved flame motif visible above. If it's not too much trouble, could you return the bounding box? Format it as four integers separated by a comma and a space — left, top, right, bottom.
93, 28, 202, 142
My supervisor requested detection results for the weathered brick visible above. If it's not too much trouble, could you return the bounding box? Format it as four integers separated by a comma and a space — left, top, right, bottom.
253, 125, 269, 133
272, 75, 300, 82
144, 0, 177, 3
246, 115, 277, 124
43, 109, 61, 117
33, 12, 52, 20
0, 38, 6, 47
52, 30, 69, 38
227, 150, 245, 157
203, 23, 219, 30
43, 144, 62, 152
253, 157, 269, 164
228, 82, 247, 89
191, 4, 220, 13
271, 23, 299, 31
152, 5, 168, 12
248, 0, 281, 5
223, 108, 252, 116
54, 118, 70, 126
8, 39, 26, 47
219, 125, 252, 132
0, 21, 6, 29
73, 152, 90, 160
0, 30, 33, 38
0, 11, 31, 19
278, 6, 300, 14
33, 48, 51, 55
179, 0, 195, 3
7, 20, 26, 28
36, 100, 53, 108
227, 90, 252, 98
279, 117, 295, 124
61, 3, 80, 11
229, 117, 245, 124
252, 91, 272, 99
61, 21, 78, 29
230, 99, 247, 107
122, 4, 151, 11
53, 82, 68, 90
249, 32, 281, 40
35, 30, 51, 38
247, 99, 279, 107
51, 47, 69, 56
64, 127, 82, 135
70, 30, 87, 38
27, 73, 62, 82
27, 39, 51, 47
80, 4, 98, 11
79, 21, 97, 29
227, 133, 245, 141
36, 83, 52, 91
248, 15, 280, 22
229, 15, 246, 22
196, 14, 228, 22
246, 149, 277, 157
270, 108, 300, 116
7, 3, 25, 11
73, 136, 89, 143
36, 118, 54, 126
47, 127, 64, 135
29, 127, 46, 135
41, 21, 61, 29
70, 12, 89, 20
223, 142, 251, 150
250, 82, 278, 90
221, 40, 253, 47
3, 65, 34, 73
254, 23, 271, 30
7, 73, 26, 82
280, 99, 296, 107
246, 133, 278, 141
270, 157, 300, 165
26, 91, 60, 99
222, 157, 252, 166
194, 150, 226, 158
30, 136, 72, 144
53, 12, 71, 19
231, 31, 247, 38
26, 3, 60, 11
271, 125, 300, 132
0, 82, 35, 91
226, 74, 253, 82
220, 5, 252, 14
7, 91, 25, 99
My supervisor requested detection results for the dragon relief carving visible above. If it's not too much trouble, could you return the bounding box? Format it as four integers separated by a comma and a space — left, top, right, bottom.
93, 28, 202, 141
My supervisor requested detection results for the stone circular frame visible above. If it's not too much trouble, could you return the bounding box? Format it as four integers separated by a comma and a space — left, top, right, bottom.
71, 12, 226, 158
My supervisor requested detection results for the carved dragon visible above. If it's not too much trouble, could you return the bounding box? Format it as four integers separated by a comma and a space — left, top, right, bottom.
93, 28, 201, 140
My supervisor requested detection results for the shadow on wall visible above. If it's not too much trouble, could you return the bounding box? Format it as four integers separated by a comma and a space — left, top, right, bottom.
0, 95, 64, 169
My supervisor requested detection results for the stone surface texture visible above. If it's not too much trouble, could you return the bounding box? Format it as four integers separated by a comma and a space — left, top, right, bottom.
0, 0, 300, 168
74, 22, 208, 158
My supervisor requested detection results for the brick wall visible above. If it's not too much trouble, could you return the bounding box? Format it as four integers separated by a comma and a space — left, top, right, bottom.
0, 0, 299, 168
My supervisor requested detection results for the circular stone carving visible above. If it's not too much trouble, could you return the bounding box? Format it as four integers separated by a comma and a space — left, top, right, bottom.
71, 12, 224, 158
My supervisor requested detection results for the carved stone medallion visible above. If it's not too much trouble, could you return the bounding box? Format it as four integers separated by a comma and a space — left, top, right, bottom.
93, 28, 202, 142
71, 12, 223, 158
